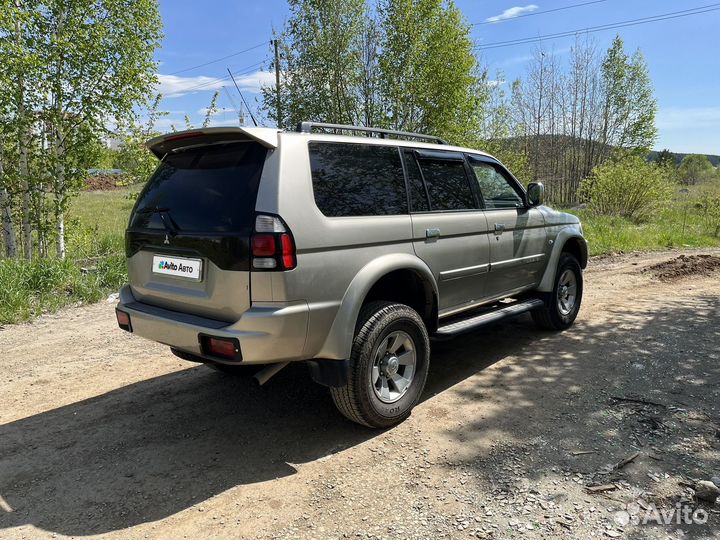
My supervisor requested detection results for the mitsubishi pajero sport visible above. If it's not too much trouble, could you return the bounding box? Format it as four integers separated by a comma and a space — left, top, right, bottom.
116, 122, 588, 428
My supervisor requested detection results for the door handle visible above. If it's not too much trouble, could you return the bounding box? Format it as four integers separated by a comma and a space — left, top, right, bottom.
494, 223, 506, 235
425, 228, 441, 239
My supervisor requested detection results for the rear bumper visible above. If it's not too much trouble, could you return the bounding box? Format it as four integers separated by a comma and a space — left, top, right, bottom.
117, 285, 308, 364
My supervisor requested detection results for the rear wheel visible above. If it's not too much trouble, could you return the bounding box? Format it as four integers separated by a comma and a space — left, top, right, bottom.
532, 253, 583, 330
330, 301, 430, 428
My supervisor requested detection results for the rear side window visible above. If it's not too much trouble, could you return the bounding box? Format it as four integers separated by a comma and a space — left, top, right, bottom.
309, 142, 407, 217
402, 150, 429, 212
130, 142, 266, 232
417, 157, 476, 211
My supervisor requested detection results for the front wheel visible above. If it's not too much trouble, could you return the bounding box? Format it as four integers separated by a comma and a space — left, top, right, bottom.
330, 302, 430, 428
532, 253, 583, 330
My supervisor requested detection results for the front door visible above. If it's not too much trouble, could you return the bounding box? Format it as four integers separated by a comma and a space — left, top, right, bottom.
467, 156, 547, 298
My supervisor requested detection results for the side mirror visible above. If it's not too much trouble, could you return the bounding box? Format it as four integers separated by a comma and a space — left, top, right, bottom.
527, 182, 544, 206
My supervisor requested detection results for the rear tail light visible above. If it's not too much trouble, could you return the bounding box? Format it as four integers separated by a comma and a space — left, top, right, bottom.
280, 233, 296, 269
252, 234, 276, 256
116, 309, 132, 332
251, 214, 296, 271
199, 334, 242, 361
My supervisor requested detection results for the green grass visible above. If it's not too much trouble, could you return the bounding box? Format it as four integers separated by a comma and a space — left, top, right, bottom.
69, 188, 137, 237
2, 183, 719, 324
565, 187, 720, 256
66, 187, 138, 259
0, 187, 138, 324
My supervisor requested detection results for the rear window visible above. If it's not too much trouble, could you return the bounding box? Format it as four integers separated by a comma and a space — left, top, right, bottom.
129, 142, 266, 232
309, 142, 407, 217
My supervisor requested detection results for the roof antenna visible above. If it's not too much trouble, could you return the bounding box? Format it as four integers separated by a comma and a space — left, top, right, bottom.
227, 68, 258, 127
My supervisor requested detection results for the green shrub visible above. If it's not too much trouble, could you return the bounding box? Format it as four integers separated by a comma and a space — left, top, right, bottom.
580, 154, 674, 223
22, 258, 74, 293
96, 254, 128, 289
696, 189, 720, 237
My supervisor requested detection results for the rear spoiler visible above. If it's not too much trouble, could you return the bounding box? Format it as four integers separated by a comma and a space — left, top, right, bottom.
146, 127, 279, 159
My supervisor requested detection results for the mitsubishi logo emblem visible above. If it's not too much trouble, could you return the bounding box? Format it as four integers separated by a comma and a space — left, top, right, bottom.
164, 234, 170, 245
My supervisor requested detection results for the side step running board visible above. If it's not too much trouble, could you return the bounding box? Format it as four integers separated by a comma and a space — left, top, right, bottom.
434, 298, 545, 338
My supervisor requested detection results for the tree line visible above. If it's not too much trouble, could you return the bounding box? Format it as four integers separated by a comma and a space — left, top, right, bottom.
2, 0, 709, 262
0, 0, 160, 260
262, 0, 658, 206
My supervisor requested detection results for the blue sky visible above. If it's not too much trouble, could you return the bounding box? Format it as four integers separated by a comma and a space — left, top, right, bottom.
155, 0, 720, 154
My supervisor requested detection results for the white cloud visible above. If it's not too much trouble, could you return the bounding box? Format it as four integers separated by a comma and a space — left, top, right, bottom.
156, 74, 226, 98
485, 4, 539, 23
236, 70, 275, 92
156, 70, 275, 98
486, 79, 506, 87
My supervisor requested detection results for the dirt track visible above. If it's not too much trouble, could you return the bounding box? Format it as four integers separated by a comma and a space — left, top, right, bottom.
1, 250, 719, 539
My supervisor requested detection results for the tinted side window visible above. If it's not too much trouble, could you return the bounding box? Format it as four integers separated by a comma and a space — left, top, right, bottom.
309, 142, 407, 217
470, 159, 525, 209
402, 150, 429, 212
418, 158, 476, 211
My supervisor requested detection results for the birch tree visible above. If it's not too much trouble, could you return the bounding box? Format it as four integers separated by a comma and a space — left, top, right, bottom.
39, 0, 160, 258
264, 0, 368, 129
378, 0, 479, 141
508, 35, 656, 204
0, 1, 41, 258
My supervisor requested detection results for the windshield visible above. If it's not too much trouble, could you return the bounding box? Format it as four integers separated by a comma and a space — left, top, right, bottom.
129, 141, 267, 233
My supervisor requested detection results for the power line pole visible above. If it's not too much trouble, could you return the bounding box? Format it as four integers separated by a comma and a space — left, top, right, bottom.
273, 39, 282, 128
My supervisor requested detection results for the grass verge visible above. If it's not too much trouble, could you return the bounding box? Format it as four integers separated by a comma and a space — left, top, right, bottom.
0, 188, 136, 325
567, 191, 720, 256
1, 184, 719, 324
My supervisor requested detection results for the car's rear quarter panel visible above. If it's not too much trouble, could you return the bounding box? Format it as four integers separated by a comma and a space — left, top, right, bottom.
254, 134, 415, 359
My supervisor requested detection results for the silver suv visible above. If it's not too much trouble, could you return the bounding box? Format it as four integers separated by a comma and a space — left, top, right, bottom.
116, 122, 587, 428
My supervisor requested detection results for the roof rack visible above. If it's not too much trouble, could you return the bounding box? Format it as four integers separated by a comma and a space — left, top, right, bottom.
296, 121, 448, 145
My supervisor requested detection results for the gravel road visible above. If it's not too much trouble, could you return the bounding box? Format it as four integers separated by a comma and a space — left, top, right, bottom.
1, 250, 719, 540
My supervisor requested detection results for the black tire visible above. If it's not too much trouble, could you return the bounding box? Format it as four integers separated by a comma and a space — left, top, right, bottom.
532, 253, 583, 330
170, 348, 261, 376
330, 301, 430, 428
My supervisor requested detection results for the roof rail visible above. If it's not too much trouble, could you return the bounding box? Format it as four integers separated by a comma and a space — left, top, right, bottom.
296, 121, 448, 145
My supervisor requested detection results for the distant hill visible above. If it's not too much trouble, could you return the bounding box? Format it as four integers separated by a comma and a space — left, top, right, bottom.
649, 150, 720, 167
499, 135, 719, 167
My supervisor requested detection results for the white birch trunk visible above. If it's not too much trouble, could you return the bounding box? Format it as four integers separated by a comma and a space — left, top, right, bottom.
15, 13, 32, 260
0, 142, 18, 258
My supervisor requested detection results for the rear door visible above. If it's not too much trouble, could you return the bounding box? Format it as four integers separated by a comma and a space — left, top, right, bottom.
405, 149, 491, 313
126, 139, 268, 322
467, 155, 547, 297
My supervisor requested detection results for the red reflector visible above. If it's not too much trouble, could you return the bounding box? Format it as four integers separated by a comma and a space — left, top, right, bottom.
116, 309, 132, 331
252, 234, 276, 256
207, 337, 238, 358
280, 233, 296, 270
